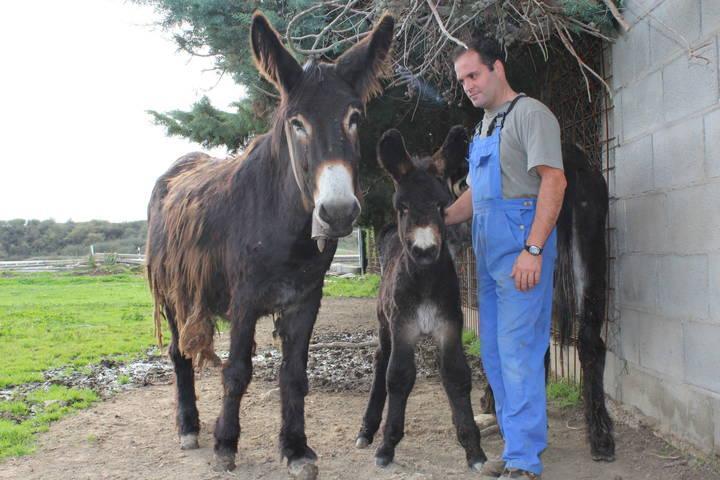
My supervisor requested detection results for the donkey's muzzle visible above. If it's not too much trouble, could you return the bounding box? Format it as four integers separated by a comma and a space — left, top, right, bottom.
410, 245, 439, 266
314, 199, 360, 238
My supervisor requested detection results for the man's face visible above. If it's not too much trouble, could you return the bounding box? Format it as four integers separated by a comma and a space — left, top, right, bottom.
454, 50, 499, 109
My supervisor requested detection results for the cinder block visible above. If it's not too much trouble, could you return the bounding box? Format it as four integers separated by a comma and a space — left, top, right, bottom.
658, 255, 709, 321
612, 20, 651, 87
712, 396, 720, 456
649, 0, 702, 65
638, 312, 684, 379
710, 254, 720, 323
702, 1, 720, 36
620, 363, 718, 453
603, 350, 622, 401
620, 254, 658, 312
624, 194, 669, 253
615, 135, 654, 197
617, 307, 653, 365
705, 107, 720, 178
611, 199, 627, 255
622, 71, 664, 140
663, 39, 718, 122
653, 117, 705, 189
684, 322, 720, 393
667, 183, 720, 253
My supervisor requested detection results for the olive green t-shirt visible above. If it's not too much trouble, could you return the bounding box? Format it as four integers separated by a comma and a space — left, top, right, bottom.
471, 95, 563, 198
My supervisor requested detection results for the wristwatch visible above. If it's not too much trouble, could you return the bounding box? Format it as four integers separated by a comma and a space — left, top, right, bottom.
525, 244, 543, 256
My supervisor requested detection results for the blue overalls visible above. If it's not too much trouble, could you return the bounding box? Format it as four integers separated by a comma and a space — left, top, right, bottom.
468, 95, 557, 475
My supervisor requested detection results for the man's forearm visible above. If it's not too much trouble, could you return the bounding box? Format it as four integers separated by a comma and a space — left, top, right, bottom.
527, 170, 566, 247
445, 188, 473, 225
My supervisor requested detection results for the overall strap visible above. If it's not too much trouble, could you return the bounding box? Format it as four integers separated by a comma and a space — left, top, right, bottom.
475, 94, 526, 137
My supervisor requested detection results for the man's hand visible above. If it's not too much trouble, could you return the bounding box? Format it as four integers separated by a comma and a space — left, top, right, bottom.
511, 250, 542, 291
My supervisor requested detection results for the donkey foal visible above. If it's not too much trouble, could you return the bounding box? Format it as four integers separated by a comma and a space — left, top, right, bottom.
356, 127, 487, 471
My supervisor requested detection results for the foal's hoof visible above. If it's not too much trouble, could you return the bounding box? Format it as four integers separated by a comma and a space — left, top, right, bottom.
288, 458, 319, 480
179, 433, 199, 450
355, 435, 371, 449
212, 452, 236, 472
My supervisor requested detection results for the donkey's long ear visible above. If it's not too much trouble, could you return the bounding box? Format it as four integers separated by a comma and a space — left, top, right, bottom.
251, 12, 303, 94
336, 14, 395, 104
378, 129, 413, 182
429, 125, 468, 178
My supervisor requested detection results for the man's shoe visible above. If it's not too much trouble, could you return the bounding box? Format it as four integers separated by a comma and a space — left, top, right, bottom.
480, 457, 506, 478
498, 468, 541, 479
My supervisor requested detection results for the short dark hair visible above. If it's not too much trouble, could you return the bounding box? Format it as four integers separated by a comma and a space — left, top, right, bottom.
452, 36, 505, 70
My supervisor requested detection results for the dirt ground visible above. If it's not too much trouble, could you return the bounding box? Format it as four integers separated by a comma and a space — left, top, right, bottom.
2, 297, 719, 480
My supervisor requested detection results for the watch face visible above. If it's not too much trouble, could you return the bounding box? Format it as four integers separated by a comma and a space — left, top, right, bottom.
528, 245, 541, 255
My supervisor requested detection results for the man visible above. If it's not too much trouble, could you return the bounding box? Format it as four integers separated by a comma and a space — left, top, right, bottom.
445, 37, 566, 480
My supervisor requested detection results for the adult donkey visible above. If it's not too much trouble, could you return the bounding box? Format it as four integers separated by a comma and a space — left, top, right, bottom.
145, 12, 394, 477
355, 127, 488, 471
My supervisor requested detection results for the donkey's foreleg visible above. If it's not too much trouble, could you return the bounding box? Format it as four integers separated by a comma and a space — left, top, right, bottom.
439, 335, 487, 471
167, 308, 200, 450
578, 315, 615, 461
375, 339, 415, 467
213, 310, 259, 471
356, 321, 391, 448
278, 296, 322, 478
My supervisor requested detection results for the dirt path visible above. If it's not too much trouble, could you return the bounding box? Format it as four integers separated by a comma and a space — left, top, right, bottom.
2, 298, 718, 480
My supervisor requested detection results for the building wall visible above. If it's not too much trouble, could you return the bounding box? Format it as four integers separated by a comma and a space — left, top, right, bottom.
608, 0, 720, 455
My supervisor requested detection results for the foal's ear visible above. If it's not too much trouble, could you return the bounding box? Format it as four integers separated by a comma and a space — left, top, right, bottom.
429, 125, 468, 178
336, 14, 395, 104
251, 12, 303, 95
377, 129, 413, 182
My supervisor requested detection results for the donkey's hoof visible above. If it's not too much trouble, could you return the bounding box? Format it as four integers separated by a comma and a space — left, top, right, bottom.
469, 460, 485, 472
355, 435, 371, 449
591, 452, 615, 462
288, 459, 319, 480
179, 433, 199, 450
213, 453, 236, 472
375, 455, 392, 467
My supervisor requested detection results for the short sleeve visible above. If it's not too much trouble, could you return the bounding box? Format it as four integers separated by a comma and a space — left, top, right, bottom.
522, 110, 563, 174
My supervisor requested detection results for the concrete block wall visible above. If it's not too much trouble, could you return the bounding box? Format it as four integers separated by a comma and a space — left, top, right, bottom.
608, 0, 720, 456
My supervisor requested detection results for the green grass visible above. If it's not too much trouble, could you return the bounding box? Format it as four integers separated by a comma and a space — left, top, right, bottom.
0, 385, 98, 459
0, 271, 151, 460
462, 329, 481, 357
0, 269, 376, 460
323, 274, 380, 298
547, 379, 582, 408
0, 272, 156, 388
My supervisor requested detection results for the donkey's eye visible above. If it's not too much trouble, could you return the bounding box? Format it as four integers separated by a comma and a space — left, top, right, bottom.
348, 112, 361, 129
290, 119, 307, 135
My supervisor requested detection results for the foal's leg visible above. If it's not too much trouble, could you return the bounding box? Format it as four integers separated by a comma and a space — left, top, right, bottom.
213, 308, 259, 471
438, 329, 487, 471
166, 306, 200, 449
375, 332, 415, 467
277, 295, 322, 477
356, 315, 391, 448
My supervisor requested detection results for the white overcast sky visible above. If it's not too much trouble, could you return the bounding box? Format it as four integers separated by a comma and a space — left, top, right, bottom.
0, 0, 242, 222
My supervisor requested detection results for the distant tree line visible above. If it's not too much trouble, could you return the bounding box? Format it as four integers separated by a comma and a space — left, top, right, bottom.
0, 219, 147, 260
